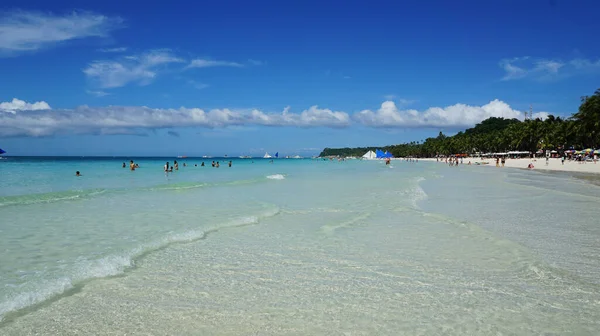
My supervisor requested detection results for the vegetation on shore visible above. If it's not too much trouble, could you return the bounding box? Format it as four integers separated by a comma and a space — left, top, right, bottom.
320, 89, 600, 158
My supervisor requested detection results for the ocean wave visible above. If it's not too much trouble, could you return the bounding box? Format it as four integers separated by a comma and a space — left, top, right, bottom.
0, 177, 268, 208
0, 189, 107, 208
0, 207, 280, 322
399, 177, 428, 209
266, 174, 285, 180
148, 182, 209, 191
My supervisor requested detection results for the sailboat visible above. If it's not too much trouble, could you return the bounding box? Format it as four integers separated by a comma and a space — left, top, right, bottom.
0, 147, 6, 160
263, 152, 272, 159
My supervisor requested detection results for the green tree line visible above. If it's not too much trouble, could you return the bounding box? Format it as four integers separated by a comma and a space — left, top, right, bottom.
319, 89, 600, 158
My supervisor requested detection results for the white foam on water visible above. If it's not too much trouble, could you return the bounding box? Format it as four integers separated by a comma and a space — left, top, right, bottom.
266, 174, 285, 180
405, 177, 428, 209
0, 207, 280, 322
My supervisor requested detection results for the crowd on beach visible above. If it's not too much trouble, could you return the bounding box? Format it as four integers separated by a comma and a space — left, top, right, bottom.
428, 150, 599, 174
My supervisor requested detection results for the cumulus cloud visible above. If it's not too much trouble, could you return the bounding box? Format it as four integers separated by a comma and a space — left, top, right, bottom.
249, 106, 350, 128
0, 99, 351, 137
83, 49, 185, 88
354, 99, 549, 128
0, 98, 51, 111
0, 10, 122, 56
500, 56, 600, 81
0, 98, 554, 137
187, 59, 244, 69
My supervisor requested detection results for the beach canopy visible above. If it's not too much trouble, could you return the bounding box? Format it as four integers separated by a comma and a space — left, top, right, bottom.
362, 150, 377, 159
375, 149, 393, 159
0, 148, 5, 154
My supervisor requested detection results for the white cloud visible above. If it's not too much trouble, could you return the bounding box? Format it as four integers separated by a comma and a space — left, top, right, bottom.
0, 98, 555, 137
0, 98, 51, 112
0, 10, 122, 56
250, 106, 350, 128
187, 59, 244, 69
0, 99, 351, 137
86, 90, 110, 97
83, 49, 185, 88
570, 58, 600, 70
188, 80, 209, 90
383, 95, 415, 106
248, 59, 263, 66
354, 99, 549, 128
500, 56, 600, 81
98, 47, 127, 53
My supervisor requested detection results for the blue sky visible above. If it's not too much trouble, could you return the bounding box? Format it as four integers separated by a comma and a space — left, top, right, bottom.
1, 0, 599, 156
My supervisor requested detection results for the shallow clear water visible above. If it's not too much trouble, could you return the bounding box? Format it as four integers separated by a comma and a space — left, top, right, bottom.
1, 157, 599, 335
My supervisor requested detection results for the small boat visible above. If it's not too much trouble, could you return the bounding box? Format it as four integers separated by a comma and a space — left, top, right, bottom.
239, 155, 252, 159
0, 147, 6, 159
263, 152, 272, 159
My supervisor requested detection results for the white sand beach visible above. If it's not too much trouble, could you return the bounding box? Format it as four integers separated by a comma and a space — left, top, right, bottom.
419, 157, 600, 174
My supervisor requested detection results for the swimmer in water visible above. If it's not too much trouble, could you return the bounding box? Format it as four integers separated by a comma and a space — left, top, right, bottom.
76, 171, 81, 176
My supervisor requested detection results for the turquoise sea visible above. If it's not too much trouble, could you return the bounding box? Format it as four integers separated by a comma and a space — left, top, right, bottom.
1, 157, 599, 335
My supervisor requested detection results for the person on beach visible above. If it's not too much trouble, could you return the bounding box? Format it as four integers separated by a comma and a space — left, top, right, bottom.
561, 156, 565, 165
501, 157, 505, 167
496, 157, 500, 167
546, 156, 549, 166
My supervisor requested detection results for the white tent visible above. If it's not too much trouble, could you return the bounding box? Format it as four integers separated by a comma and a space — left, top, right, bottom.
362, 150, 377, 159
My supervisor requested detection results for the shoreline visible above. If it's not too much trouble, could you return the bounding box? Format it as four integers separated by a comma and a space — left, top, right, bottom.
417, 157, 600, 174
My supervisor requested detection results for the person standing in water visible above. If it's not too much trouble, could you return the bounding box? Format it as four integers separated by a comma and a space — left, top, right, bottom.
130, 160, 136, 171
164, 162, 170, 172
228, 161, 232, 167
174, 160, 179, 170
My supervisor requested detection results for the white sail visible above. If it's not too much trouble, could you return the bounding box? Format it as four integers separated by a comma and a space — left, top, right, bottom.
263, 152, 272, 159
